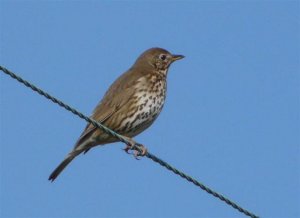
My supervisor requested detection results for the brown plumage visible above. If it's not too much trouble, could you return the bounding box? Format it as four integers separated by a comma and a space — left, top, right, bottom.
48, 47, 184, 181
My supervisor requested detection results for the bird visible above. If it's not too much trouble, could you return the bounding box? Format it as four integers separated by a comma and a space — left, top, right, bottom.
48, 47, 184, 182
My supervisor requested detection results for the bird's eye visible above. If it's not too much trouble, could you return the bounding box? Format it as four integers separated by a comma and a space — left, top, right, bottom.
159, 54, 167, 60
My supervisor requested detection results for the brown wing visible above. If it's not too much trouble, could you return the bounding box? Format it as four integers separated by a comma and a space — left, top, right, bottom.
73, 107, 118, 149
73, 65, 149, 150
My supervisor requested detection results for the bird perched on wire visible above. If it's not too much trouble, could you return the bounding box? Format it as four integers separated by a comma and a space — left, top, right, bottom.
48, 47, 184, 181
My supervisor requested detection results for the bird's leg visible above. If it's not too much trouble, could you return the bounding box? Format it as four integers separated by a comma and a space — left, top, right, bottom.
122, 137, 136, 154
122, 137, 148, 159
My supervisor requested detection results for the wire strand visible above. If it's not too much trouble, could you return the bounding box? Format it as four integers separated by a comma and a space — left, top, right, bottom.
0, 65, 259, 218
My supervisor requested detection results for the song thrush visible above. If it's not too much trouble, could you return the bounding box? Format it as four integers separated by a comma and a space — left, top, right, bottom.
49, 47, 184, 181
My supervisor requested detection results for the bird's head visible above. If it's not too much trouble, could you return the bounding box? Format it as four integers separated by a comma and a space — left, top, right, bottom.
135, 47, 184, 72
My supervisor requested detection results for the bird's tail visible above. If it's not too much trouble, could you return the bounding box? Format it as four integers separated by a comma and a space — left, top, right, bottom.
48, 150, 82, 182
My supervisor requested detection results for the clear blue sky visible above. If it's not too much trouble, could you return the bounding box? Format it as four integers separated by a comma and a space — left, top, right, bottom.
1, 1, 299, 218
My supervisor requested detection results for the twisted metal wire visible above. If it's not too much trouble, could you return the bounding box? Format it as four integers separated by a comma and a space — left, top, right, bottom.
0, 65, 259, 218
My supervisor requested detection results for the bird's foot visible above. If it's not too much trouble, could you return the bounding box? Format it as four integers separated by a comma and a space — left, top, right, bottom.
133, 143, 148, 159
122, 137, 147, 159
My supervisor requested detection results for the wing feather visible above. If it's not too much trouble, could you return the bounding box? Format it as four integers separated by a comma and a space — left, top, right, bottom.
73, 66, 148, 150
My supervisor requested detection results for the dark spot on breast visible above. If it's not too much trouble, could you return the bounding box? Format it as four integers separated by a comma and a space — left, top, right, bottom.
124, 121, 131, 130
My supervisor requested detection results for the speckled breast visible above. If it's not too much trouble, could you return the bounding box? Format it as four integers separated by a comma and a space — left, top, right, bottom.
121, 74, 167, 137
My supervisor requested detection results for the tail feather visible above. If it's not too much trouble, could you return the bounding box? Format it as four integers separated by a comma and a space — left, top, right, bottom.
48, 150, 81, 182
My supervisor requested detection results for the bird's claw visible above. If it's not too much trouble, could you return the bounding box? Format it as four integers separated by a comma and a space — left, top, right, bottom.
123, 145, 132, 154
123, 142, 147, 159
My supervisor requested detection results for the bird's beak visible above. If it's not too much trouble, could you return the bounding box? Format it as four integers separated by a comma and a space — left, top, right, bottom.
171, 54, 185, 62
